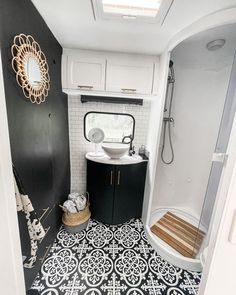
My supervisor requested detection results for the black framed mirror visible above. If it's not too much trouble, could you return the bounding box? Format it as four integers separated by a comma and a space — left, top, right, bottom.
84, 111, 135, 143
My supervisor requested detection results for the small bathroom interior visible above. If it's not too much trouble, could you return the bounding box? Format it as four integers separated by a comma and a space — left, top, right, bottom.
1, 0, 236, 295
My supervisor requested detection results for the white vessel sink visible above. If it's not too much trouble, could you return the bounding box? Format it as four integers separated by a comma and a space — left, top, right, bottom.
101, 143, 129, 159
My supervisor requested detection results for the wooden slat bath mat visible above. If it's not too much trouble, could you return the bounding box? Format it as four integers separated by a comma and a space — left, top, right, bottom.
151, 211, 205, 258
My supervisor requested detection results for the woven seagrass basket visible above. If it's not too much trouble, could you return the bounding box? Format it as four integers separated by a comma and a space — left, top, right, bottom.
62, 204, 91, 226
62, 191, 91, 233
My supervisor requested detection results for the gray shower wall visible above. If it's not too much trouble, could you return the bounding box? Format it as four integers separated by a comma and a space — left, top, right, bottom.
152, 60, 232, 224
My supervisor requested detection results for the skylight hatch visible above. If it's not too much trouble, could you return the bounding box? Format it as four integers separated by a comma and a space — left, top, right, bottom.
102, 0, 161, 18
92, 0, 174, 24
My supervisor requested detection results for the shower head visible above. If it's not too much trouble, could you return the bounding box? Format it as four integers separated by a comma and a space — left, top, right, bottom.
168, 60, 175, 84
168, 60, 175, 83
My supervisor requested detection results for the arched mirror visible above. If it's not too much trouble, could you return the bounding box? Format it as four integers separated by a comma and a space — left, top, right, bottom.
25, 56, 41, 87
11, 34, 50, 104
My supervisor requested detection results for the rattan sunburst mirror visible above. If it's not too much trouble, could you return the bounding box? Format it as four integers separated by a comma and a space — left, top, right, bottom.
11, 34, 50, 104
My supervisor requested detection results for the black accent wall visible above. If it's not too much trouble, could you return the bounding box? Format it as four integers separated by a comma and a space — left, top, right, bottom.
0, 0, 70, 289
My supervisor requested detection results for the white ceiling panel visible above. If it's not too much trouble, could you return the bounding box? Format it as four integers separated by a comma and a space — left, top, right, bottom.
31, 0, 236, 54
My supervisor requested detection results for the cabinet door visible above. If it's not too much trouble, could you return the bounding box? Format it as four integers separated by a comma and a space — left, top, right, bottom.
67, 55, 106, 90
106, 58, 154, 95
113, 162, 147, 224
87, 160, 115, 224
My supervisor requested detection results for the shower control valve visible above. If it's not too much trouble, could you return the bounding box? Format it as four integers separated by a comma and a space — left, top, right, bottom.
164, 117, 175, 127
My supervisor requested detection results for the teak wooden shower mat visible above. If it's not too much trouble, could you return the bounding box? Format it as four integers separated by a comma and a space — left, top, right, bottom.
151, 211, 205, 258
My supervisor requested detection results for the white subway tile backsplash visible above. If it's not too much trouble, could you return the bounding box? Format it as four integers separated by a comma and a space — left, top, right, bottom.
68, 95, 151, 192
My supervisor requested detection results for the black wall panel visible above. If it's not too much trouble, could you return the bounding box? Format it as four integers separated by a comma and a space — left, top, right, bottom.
0, 0, 70, 289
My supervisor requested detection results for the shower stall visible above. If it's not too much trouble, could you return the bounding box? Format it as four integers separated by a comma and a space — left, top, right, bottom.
149, 23, 236, 271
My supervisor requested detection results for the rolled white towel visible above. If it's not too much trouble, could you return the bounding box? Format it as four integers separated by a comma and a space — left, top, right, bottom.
68, 192, 79, 201
63, 200, 77, 213
74, 195, 87, 211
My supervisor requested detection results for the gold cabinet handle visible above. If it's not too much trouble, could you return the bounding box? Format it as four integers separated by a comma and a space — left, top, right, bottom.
110, 170, 113, 185
77, 85, 93, 90
117, 170, 121, 185
39, 244, 51, 263
121, 88, 136, 93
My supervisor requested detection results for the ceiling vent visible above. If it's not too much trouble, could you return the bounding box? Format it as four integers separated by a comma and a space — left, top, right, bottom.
91, 0, 174, 24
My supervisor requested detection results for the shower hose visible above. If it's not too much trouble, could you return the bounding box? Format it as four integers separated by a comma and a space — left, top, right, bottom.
161, 118, 174, 164
161, 66, 175, 165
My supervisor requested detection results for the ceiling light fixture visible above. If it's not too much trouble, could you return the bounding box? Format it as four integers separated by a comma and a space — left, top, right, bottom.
206, 39, 226, 51
102, 0, 162, 18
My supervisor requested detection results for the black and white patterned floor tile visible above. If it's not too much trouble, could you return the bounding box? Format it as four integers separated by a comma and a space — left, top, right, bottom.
31, 219, 201, 295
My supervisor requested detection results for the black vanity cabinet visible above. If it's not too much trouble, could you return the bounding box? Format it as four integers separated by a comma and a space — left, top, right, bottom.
87, 159, 147, 224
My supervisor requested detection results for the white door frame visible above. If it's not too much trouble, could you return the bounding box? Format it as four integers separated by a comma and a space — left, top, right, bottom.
0, 50, 25, 293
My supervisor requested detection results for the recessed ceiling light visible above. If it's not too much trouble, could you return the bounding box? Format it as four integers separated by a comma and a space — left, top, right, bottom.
102, 0, 162, 18
206, 39, 226, 51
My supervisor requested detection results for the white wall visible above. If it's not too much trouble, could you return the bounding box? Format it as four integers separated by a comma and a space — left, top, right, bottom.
68, 96, 151, 192
152, 53, 232, 220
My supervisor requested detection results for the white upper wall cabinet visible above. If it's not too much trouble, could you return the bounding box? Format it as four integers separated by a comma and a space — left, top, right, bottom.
62, 49, 158, 97
65, 51, 106, 91
106, 57, 154, 95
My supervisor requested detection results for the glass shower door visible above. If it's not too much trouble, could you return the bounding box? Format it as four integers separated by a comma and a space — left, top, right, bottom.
194, 51, 236, 256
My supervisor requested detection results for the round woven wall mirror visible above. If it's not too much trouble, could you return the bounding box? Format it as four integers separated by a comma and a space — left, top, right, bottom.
11, 34, 50, 104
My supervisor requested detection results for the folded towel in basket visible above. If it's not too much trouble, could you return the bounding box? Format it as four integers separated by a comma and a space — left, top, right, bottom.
74, 194, 87, 211
63, 200, 77, 213
68, 192, 79, 201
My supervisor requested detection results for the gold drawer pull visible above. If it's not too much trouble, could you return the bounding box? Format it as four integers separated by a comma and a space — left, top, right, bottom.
110, 170, 113, 185
39, 207, 50, 221
39, 226, 51, 244
121, 88, 136, 92
117, 170, 121, 185
78, 85, 93, 90
39, 244, 51, 263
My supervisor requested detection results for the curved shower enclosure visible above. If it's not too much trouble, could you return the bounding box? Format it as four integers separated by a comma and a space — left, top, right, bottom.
148, 23, 236, 271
